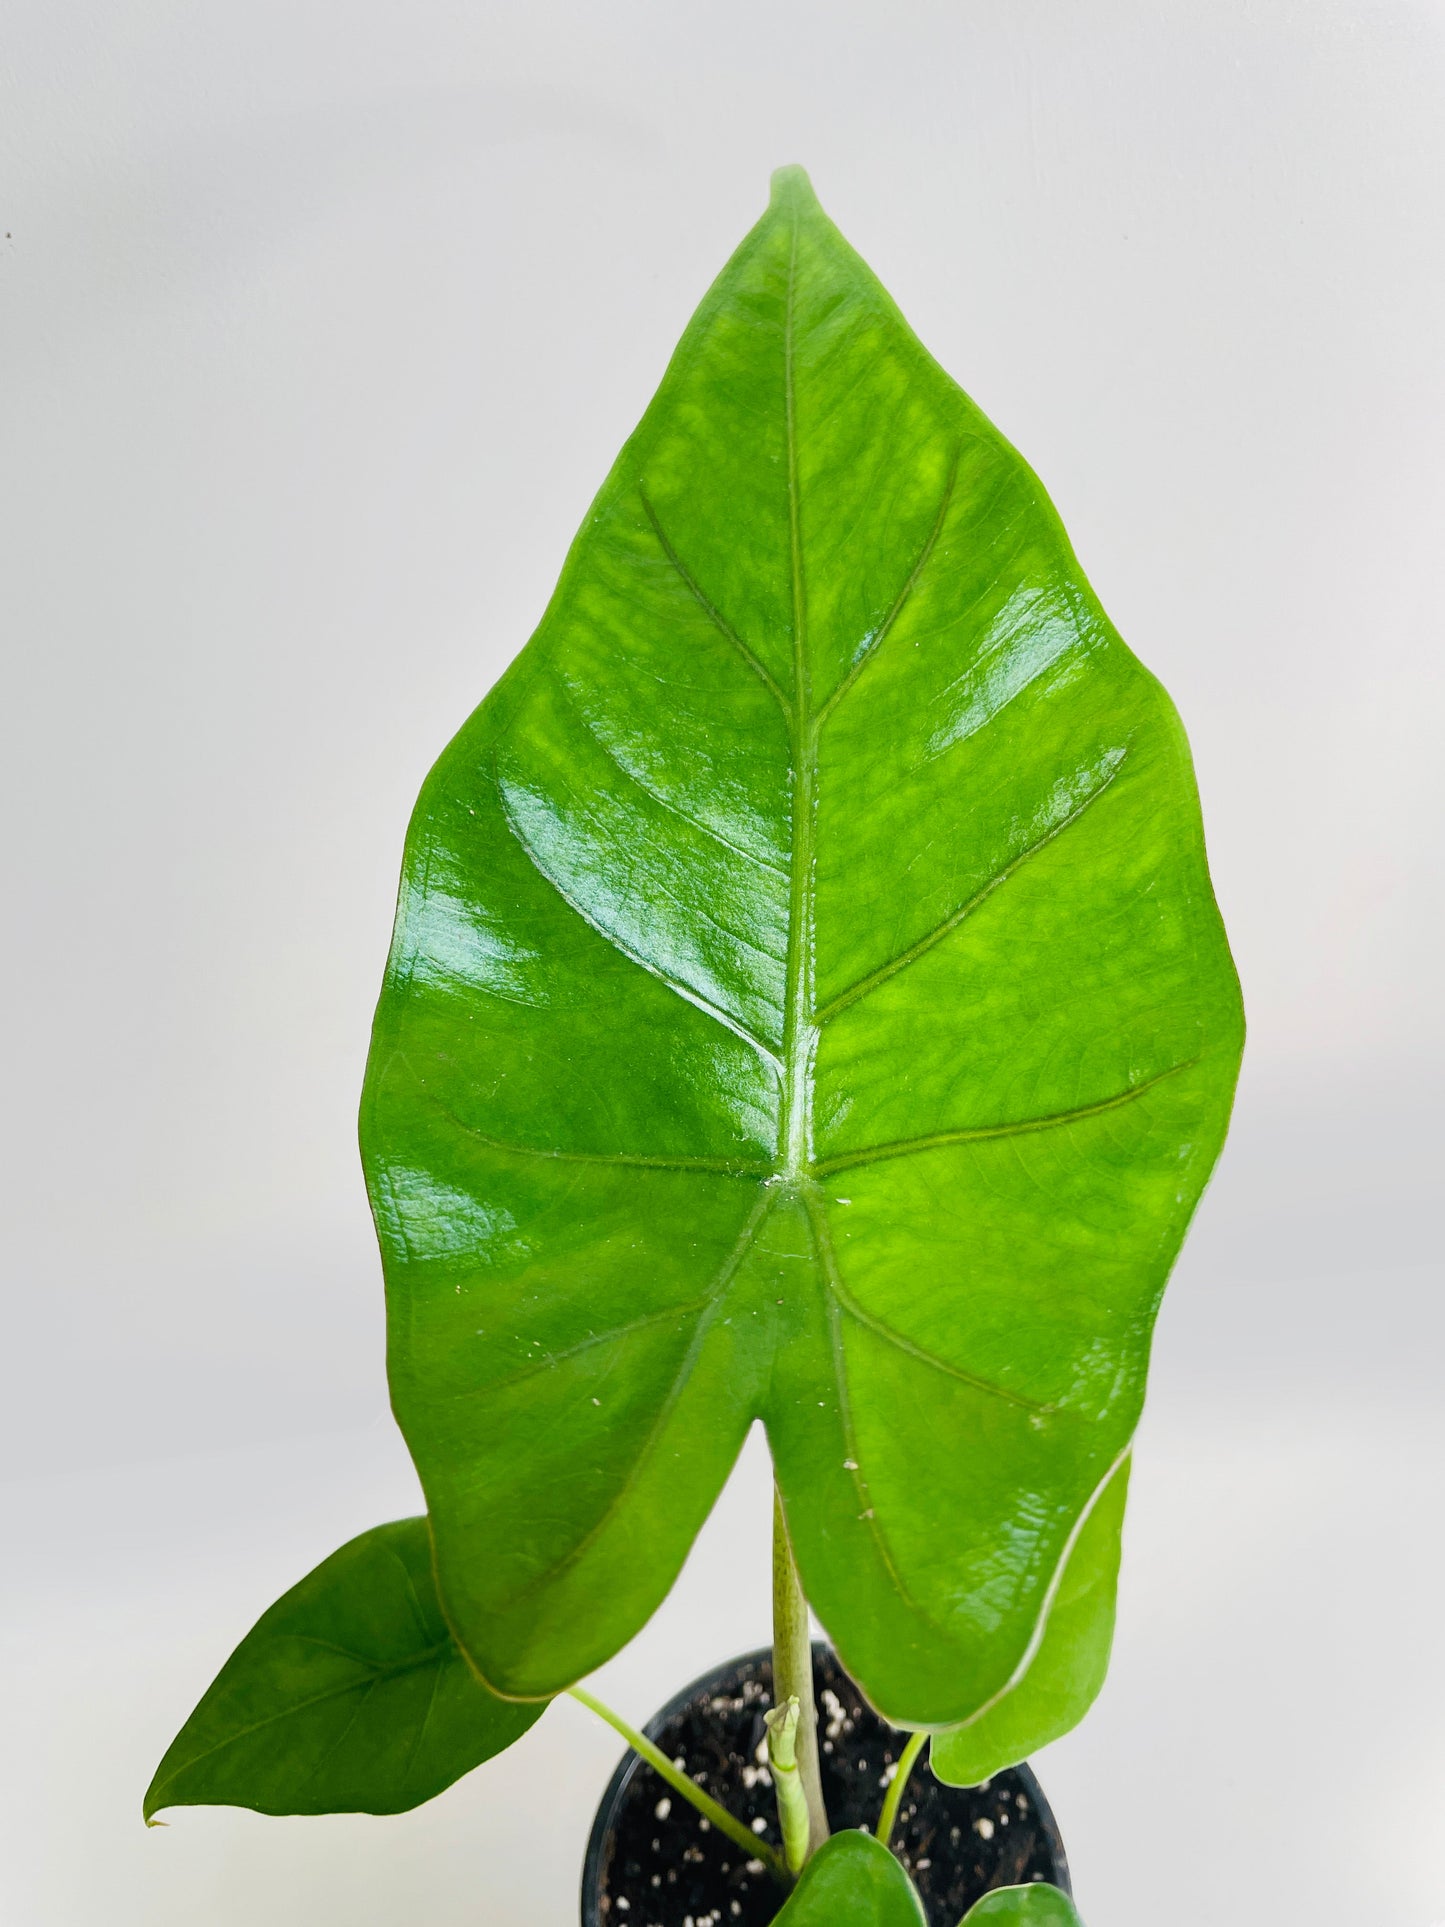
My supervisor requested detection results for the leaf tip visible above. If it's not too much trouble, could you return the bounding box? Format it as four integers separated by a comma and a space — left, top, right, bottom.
769, 165, 819, 213
143, 1765, 176, 1827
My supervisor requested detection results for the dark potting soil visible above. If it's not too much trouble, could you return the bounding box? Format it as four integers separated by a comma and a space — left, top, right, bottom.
587, 1645, 1069, 1927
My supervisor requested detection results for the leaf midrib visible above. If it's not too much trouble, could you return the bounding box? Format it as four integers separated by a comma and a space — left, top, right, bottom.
779, 203, 815, 1183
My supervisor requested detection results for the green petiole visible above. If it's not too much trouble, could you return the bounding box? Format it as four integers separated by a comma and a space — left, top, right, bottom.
877, 1727, 928, 1853
567, 1685, 789, 1884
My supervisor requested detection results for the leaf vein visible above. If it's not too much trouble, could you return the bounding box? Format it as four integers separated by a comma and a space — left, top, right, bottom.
809, 1205, 1051, 1414
813, 445, 963, 733
555, 671, 790, 880
496, 770, 784, 1071
401, 1658, 447, 1790
380, 1541, 436, 1648
800, 1190, 945, 1628
639, 487, 792, 719
422, 1094, 771, 1179
815, 757, 1125, 1026
450, 1295, 723, 1402
484, 1189, 777, 1615
813, 1060, 1196, 1178
150, 1644, 453, 1798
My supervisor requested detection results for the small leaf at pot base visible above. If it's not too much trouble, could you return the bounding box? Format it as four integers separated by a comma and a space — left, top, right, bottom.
959, 1883, 1084, 1925
931, 1457, 1130, 1787
362, 164, 1244, 1722
774, 1830, 927, 1925
144, 1518, 545, 1820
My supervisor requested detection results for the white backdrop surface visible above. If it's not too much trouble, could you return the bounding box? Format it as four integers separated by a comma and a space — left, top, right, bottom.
3, 3, 1444, 1923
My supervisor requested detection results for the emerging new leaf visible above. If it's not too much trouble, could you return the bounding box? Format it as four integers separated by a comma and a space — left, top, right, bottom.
960, 1884, 1084, 1925
144, 1519, 543, 1819
361, 167, 1244, 1722
773, 1830, 927, 1926
931, 1458, 1129, 1786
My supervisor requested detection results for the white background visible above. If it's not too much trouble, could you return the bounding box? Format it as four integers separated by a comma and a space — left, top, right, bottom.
4, 2, 1444, 1922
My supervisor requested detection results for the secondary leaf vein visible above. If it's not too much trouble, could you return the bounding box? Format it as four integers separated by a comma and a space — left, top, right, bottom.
815, 758, 1125, 1026
557, 670, 790, 880
813, 1060, 1196, 1178
496, 771, 784, 1072
451, 1296, 723, 1401
813, 445, 963, 734
639, 487, 793, 719
800, 1189, 940, 1625
486, 1188, 778, 1615
420, 1093, 771, 1178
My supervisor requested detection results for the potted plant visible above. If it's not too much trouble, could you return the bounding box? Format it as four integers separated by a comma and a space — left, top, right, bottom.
146, 166, 1243, 1926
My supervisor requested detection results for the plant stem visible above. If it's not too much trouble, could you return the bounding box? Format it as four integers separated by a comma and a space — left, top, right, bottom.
567, 1685, 788, 1884
877, 1728, 927, 1853
772, 1485, 830, 1861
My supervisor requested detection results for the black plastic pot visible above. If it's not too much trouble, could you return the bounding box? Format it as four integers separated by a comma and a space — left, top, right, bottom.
582, 1643, 1071, 1927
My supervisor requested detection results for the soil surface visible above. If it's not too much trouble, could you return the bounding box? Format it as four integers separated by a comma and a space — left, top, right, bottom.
587, 1645, 1069, 1927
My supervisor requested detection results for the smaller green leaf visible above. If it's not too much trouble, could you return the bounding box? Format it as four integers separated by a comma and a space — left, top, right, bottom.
931, 1458, 1129, 1787
774, 1830, 927, 1926
144, 1518, 544, 1820
959, 1883, 1084, 1925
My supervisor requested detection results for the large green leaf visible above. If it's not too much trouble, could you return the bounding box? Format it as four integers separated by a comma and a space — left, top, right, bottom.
774, 1831, 927, 1926
361, 166, 1243, 1723
960, 1885, 1084, 1926
144, 1519, 543, 1819
931, 1456, 1129, 1786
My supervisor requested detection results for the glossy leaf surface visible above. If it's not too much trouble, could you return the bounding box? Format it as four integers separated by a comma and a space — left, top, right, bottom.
931, 1457, 1129, 1785
144, 1519, 543, 1819
960, 1884, 1084, 1926
362, 167, 1243, 1722
774, 1831, 927, 1926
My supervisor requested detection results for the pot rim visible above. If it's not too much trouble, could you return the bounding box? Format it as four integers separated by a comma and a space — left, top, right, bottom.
579, 1640, 1072, 1923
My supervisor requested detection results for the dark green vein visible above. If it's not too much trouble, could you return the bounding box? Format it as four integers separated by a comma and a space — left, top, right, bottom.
290, 1634, 397, 1668
148, 1647, 452, 1797
495, 770, 784, 1071
812, 444, 962, 735
421, 1094, 771, 1179
302, 1677, 383, 1791
815, 759, 1125, 1027
557, 670, 789, 879
484, 1188, 779, 1620
401, 1660, 447, 1791
639, 486, 793, 719
451, 1295, 722, 1402
381, 1540, 437, 1649
799, 1187, 946, 1630
812, 1061, 1196, 1178
804, 1183, 1048, 1414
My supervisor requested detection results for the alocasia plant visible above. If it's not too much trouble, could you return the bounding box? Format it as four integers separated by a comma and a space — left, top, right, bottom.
148, 166, 1242, 1925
